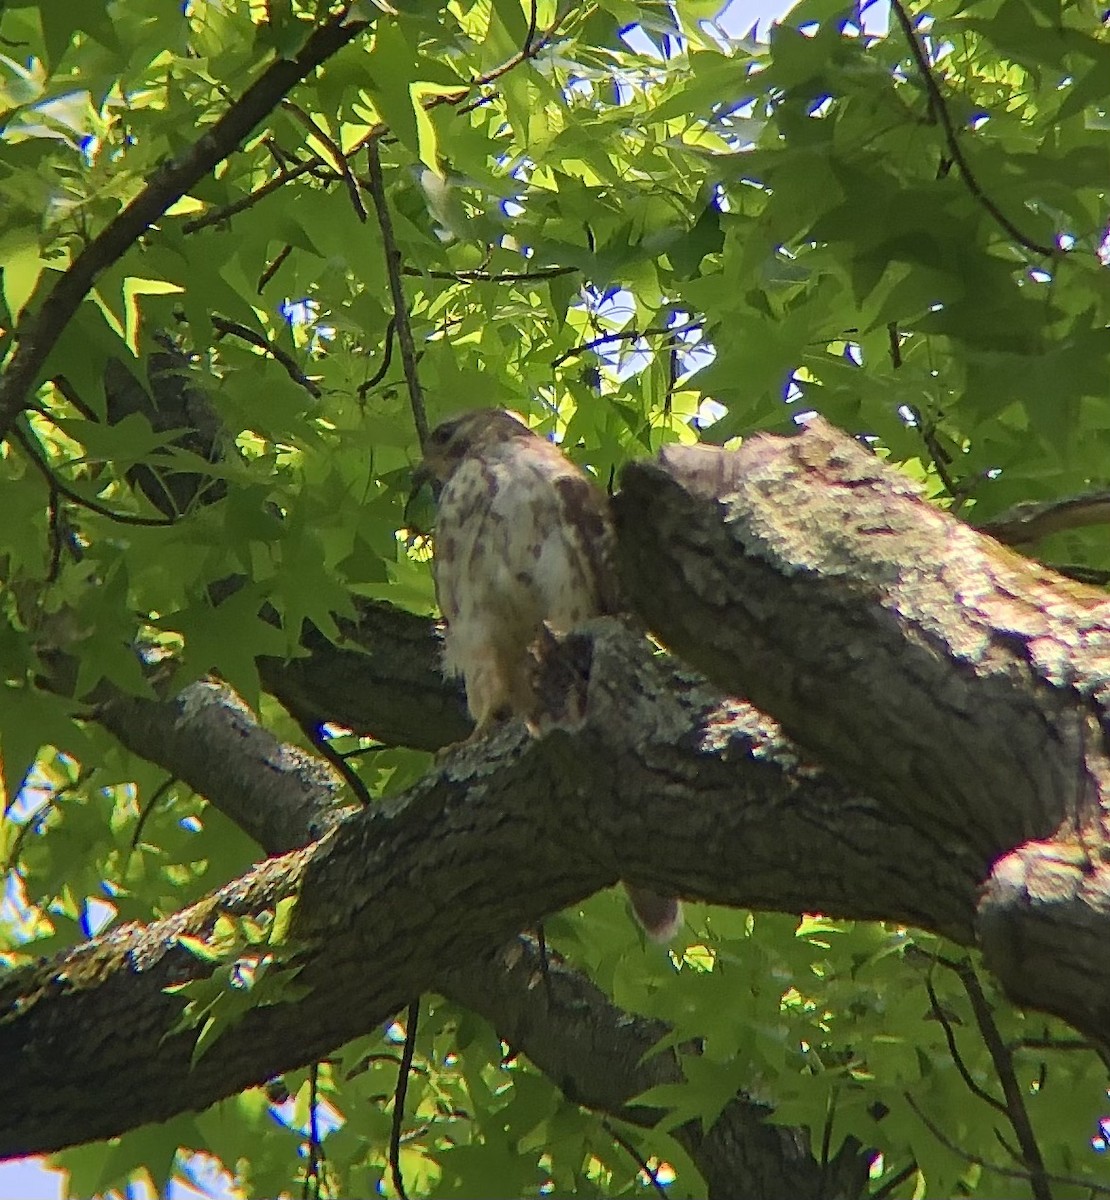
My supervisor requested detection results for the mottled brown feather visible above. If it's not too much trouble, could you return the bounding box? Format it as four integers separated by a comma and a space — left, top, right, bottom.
417, 409, 681, 941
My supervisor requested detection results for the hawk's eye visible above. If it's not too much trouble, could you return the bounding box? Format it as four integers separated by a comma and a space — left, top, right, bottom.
428, 420, 458, 447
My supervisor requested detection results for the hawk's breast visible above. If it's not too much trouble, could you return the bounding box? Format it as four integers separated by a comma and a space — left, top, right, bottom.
433, 440, 615, 679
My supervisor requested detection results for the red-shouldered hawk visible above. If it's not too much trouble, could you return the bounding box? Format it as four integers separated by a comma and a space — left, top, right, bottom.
418, 408, 681, 942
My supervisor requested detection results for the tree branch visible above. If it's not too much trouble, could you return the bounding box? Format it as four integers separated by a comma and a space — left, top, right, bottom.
366, 140, 429, 447
552, 320, 703, 369
979, 490, 1110, 546
614, 418, 1110, 1044
947, 959, 1051, 1200
889, 0, 1056, 257
5, 618, 940, 1179
0, 7, 374, 442
209, 313, 322, 398
11, 416, 178, 528
281, 99, 367, 222
904, 1092, 1109, 1195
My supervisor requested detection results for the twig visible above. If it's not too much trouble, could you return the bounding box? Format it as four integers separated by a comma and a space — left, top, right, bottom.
524, 0, 539, 55
389, 999, 421, 1200
402, 265, 578, 283
451, 0, 563, 101
1046, 564, 1110, 587
1013, 1036, 1094, 1053
366, 142, 429, 447
904, 1091, 1110, 1194
945, 959, 1052, 1200
6, 768, 96, 870
888, 0, 1056, 257
129, 775, 176, 855
600, 1119, 668, 1199
257, 244, 293, 293
869, 1161, 918, 1200
302, 1061, 325, 1200
886, 321, 903, 370
282, 99, 367, 222
302, 720, 372, 808
924, 975, 1007, 1114
182, 5, 576, 247
46, 484, 63, 583
182, 158, 320, 235
50, 375, 99, 421
209, 313, 322, 398
5, 797, 56, 872
980, 490, 1110, 546
12, 418, 178, 527
905, 404, 965, 504
552, 320, 703, 369
0, 6, 373, 442
357, 316, 397, 399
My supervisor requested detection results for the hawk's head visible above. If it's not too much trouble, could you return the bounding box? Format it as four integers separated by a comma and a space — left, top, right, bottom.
417, 408, 533, 486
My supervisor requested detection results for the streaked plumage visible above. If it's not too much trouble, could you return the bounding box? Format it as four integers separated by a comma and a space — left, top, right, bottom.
418, 409, 681, 941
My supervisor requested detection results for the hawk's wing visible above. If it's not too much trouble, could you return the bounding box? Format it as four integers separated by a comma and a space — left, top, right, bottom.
433, 435, 620, 725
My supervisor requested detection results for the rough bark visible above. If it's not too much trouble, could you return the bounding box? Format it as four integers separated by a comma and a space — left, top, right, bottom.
8, 416, 1110, 1194
615, 417, 1110, 1043
4, 622, 877, 1196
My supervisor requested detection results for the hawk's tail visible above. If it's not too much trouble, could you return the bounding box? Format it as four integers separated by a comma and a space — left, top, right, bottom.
624, 885, 682, 943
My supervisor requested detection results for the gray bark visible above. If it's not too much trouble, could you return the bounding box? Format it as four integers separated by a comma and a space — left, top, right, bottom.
8, 416, 1108, 1196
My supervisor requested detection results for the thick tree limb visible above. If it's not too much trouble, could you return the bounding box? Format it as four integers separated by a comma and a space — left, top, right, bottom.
12, 417, 1110, 1191
4, 620, 917, 1197
615, 417, 1110, 1043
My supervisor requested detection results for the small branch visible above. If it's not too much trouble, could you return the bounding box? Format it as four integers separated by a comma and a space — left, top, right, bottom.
439, 0, 572, 114
209, 313, 322, 398
1012, 1036, 1094, 1053
906, 405, 965, 506
357, 316, 397, 399
366, 141, 429, 447
600, 1118, 668, 1199
389, 999, 421, 1200
888, 0, 1056, 257
905, 1092, 1108, 1195
12, 418, 178, 528
6, 768, 96, 870
869, 1161, 918, 1200
924, 975, 1007, 1114
182, 158, 320, 235
524, 0, 539, 55
46, 484, 63, 583
301, 1061, 330, 1200
0, 6, 373, 442
258, 244, 293, 293
402, 264, 578, 283
282, 99, 367, 222
552, 320, 703, 369
5, 796, 56, 872
50, 374, 99, 421
129, 775, 177, 855
886, 321, 903, 370
182, 2, 575, 245
299, 718, 372, 808
980, 490, 1110, 546
947, 960, 1052, 1200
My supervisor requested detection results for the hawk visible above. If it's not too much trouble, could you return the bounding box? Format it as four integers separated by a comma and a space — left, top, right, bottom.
417, 408, 681, 942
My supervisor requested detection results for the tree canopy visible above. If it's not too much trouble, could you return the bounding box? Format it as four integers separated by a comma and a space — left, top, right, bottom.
2, 1, 1110, 1197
